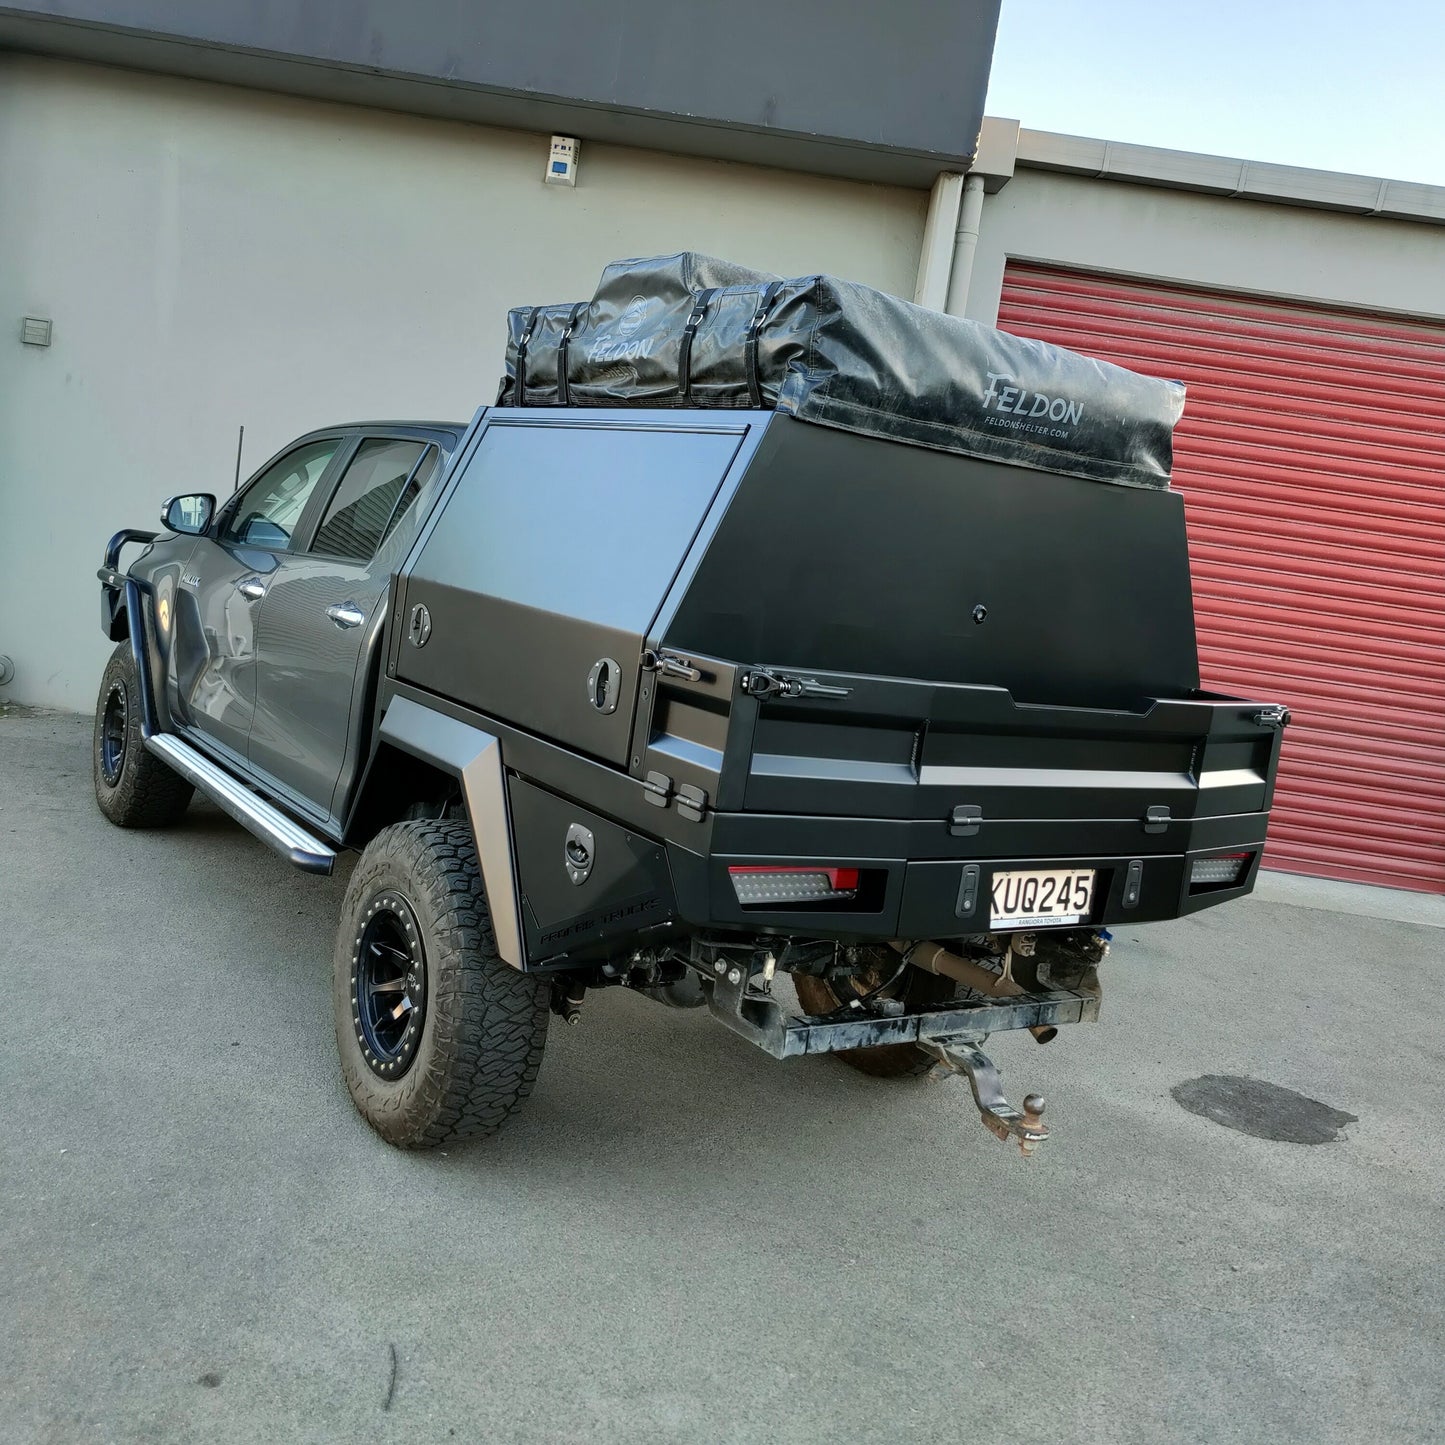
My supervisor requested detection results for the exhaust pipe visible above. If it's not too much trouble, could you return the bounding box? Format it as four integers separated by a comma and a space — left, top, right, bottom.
889, 940, 1058, 1044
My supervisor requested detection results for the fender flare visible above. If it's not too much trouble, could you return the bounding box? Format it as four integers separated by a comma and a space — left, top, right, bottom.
377, 696, 527, 971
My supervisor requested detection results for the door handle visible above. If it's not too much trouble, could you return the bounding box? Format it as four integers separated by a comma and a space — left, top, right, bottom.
326, 602, 366, 629
236, 577, 266, 601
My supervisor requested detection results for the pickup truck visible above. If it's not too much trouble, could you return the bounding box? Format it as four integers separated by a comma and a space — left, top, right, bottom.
93, 258, 1287, 1156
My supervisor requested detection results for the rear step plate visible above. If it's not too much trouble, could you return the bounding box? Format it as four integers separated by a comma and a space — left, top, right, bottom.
145, 733, 336, 874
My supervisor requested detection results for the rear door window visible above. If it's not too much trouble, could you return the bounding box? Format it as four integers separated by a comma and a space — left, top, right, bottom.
310, 439, 437, 562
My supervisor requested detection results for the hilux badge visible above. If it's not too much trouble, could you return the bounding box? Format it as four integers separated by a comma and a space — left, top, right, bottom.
407, 603, 432, 648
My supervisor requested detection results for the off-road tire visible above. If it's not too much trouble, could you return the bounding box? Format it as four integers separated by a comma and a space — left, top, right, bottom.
794, 958, 962, 1079
334, 820, 549, 1148
92, 642, 194, 827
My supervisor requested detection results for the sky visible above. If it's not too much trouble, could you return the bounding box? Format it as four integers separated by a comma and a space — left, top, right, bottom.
984, 0, 1445, 186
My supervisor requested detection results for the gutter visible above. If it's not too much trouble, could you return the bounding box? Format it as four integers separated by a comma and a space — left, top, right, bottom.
1015, 128, 1445, 227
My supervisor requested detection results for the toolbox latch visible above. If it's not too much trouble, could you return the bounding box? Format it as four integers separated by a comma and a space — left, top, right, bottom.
1122, 859, 1144, 908
1143, 806, 1171, 834
642, 649, 703, 683
741, 668, 850, 701
949, 804, 983, 838
956, 863, 982, 918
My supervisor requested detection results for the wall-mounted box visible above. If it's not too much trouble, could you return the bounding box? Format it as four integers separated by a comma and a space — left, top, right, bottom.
546, 135, 579, 187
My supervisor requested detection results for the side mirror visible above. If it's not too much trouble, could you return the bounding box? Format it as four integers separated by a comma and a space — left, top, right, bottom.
161, 493, 216, 536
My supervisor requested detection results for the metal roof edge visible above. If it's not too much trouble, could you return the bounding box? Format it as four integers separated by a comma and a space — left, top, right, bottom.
0, 15, 978, 188
1012, 126, 1445, 227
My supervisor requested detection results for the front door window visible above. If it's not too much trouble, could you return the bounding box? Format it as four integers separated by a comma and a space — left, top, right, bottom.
222, 438, 342, 550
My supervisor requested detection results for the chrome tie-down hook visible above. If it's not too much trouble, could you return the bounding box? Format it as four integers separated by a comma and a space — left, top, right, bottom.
924, 1039, 1049, 1157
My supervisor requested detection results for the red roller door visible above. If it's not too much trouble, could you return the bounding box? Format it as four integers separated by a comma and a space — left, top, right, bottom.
996, 265, 1445, 893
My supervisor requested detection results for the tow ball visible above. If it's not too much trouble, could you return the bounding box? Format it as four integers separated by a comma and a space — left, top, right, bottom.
923, 1040, 1049, 1157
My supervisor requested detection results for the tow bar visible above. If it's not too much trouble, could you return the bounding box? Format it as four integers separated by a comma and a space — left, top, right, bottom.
691, 945, 1086, 1157
923, 1040, 1049, 1157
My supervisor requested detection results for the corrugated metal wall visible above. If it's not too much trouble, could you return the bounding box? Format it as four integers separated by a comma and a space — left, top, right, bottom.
997, 265, 1445, 893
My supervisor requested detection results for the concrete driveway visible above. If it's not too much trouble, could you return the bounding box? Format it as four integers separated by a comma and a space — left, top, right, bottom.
3, 709, 1442, 1444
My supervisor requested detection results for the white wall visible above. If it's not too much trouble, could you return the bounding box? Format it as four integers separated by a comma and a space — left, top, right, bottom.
961, 168, 1445, 325
0, 55, 926, 709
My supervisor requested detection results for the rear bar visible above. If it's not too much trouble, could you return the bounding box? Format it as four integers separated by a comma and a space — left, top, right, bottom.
698, 961, 1100, 1060
677, 841, 1265, 938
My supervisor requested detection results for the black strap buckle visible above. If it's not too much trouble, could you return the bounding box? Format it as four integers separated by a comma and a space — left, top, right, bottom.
744, 281, 784, 409
677, 288, 716, 405
556, 302, 586, 407
511, 304, 542, 407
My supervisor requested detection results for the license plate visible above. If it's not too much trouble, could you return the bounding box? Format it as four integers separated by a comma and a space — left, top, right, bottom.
989, 868, 1095, 929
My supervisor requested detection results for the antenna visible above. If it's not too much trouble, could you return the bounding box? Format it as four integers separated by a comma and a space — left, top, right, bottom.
232, 424, 245, 493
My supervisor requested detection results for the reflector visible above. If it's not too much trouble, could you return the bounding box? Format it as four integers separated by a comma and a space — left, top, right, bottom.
1189, 853, 1250, 887
729, 866, 860, 905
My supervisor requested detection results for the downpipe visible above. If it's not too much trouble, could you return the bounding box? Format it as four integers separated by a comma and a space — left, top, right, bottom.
944, 172, 988, 317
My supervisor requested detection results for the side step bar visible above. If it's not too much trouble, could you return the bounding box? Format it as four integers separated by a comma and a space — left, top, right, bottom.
145, 733, 337, 875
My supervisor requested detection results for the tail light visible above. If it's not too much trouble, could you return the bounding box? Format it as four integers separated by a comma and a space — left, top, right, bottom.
1189, 852, 1252, 890
729, 865, 860, 906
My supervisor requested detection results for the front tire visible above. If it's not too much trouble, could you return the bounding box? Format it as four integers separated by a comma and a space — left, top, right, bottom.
333, 821, 549, 1148
92, 642, 194, 827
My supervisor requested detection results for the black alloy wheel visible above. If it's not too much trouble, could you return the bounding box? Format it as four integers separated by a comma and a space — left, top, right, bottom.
350, 891, 428, 1079
92, 641, 194, 827
332, 820, 551, 1148
99, 681, 128, 786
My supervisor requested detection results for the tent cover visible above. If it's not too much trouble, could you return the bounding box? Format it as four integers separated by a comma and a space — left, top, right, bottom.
497, 253, 1184, 489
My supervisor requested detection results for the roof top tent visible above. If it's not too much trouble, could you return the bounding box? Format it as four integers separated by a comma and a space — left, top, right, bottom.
499, 252, 1184, 490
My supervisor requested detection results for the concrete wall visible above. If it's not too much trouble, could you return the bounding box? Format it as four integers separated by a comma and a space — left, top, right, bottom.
0, 54, 926, 709
961, 168, 1445, 325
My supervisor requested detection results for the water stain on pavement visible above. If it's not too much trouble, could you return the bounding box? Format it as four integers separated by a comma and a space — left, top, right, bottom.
1171, 1074, 1357, 1144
